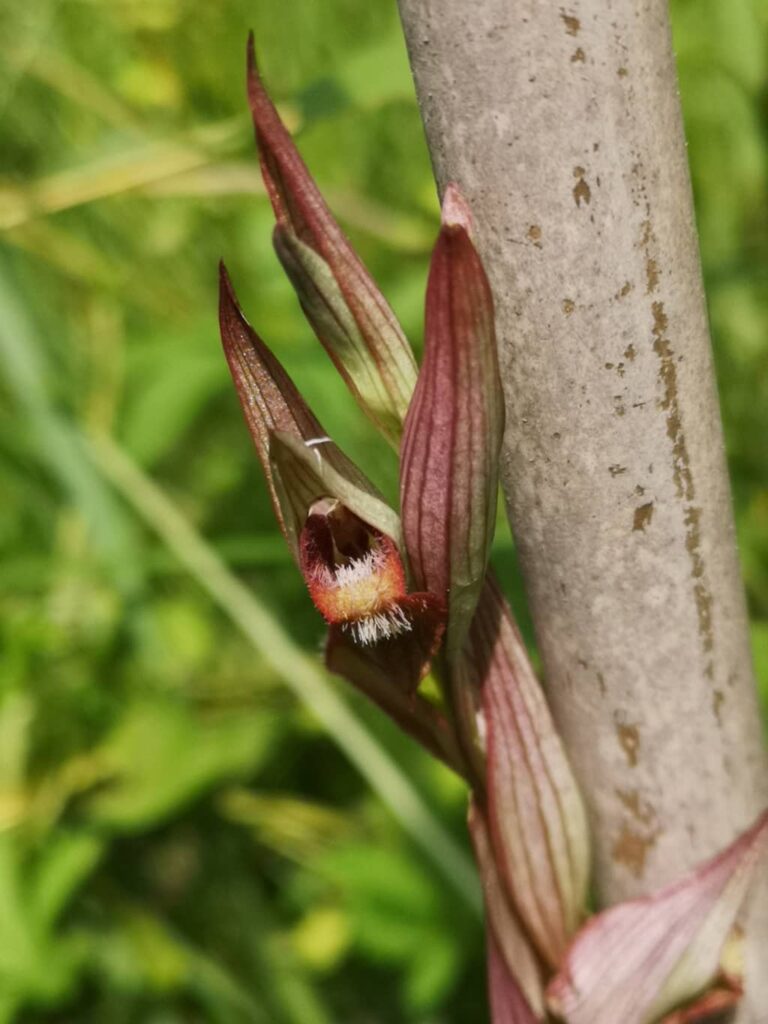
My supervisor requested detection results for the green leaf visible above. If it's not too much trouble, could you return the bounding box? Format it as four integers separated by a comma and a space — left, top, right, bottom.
85, 699, 280, 830
317, 841, 468, 1010
122, 331, 227, 467
752, 621, 768, 735
403, 930, 459, 1011
30, 831, 103, 934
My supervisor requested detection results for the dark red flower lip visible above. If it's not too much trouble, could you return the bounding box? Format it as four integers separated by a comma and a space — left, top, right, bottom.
300, 498, 435, 647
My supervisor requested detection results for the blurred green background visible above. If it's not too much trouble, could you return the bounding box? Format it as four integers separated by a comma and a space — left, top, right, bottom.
0, 0, 766, 1021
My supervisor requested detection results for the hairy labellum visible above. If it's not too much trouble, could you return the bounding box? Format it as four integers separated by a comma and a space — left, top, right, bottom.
300, 499, 414, 645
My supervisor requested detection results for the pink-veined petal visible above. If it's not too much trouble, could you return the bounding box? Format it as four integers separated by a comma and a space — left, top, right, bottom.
466, 578, 590, 969
219, 264, 381, 556
219, 261, 324, 545
546, 809, 768, 1024
400, 185, 504, 658
487, 927, 543, 1024
469, 799, 546, 1019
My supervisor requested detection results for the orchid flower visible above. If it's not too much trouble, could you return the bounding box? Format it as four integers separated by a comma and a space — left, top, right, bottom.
218, 36, 768, 1024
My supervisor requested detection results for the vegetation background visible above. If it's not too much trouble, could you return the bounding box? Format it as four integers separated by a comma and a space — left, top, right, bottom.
0, 0, 766, 1020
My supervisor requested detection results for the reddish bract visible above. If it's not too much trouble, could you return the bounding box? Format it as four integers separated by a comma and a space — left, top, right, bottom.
246, 33, 416, 444
546, 809, 768, 1024
400, 188, 504, 658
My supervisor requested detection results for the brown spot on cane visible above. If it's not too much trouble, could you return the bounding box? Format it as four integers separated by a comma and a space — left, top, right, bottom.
612, 823, 658, 878
612, 787, 661, 880
561, 11, 581, 35
527, 224, 543, 248
624, 342, 636, 360
616, 721, 640, 767
646, 257, 659, 293
633, 502, 654, 532
562, 298, 575, 315
651, 300, 716, 659
713, 689, 725, 725
685, 506, 704, 578
571, 47, 586, 63
695, 584, 714, 654
572, 166, 591, 207
615, 789, 657, 827
617, 66, 628, 78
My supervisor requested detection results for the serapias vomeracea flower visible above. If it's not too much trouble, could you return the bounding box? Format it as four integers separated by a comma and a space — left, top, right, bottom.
218, 265, 459, 774
220, 35, 768, 1024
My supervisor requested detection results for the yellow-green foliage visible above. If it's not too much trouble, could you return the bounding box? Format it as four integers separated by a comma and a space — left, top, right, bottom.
0, 0, 766, 1020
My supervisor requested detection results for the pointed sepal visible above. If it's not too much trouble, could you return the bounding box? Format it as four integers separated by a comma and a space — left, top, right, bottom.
273, 224, 411, 445
219, 267, 414, 641
219, 263, 379, 559
546, 809, 768, 1024
469, 800, 546, 1020
400, 185, 504, 658
465, 578, 590, 969
218, 261, 326, 546
440, 181, 476, 236
487, 929, 544, 1024
246, 34, 417, 443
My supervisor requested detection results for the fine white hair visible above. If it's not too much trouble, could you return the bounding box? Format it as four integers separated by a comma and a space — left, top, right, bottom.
345, 604, 413, 646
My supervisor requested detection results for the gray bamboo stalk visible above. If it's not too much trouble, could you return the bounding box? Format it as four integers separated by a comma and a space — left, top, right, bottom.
396, 0, 768, 1016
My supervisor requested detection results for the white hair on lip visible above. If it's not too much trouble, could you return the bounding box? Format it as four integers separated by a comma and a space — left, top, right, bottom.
345, 604, 413, 646
309, 545, 389, 588
332, 546, 387, 586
